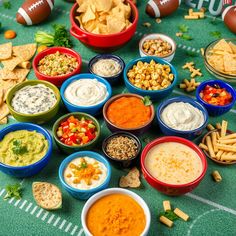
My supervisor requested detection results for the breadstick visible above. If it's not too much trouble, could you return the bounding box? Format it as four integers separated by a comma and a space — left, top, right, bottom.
220, 120, 228, 137
18, 61, 31, 69
206, 136, 215, 158
219, 133, 236, 140
212, 171, 222, 182
184, 15, 199, 19
199, 143, 209, 151
159, 216, 173, 228
211, 132, 218, 152
163, 200, 171, 211
216, 150, 224, 160
216, 132, 220, 140
207, 124, 215, 131
189, 9, 193, 15
215, 144, 236, 153
216, 123, 222, 130
220, 154, 236, 161
186, 87, 195, 92
183, 79, 190, 86
218, 139, 236, 144
174, 208, 189, 221
179, 83, 187, 89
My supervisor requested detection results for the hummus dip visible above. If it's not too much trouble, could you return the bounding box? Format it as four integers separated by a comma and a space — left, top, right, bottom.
64, 157, 107, 190
64, 79, 108, 106
92, 58, 122, 77
161, 102, 204, 131
0, 130, 48, 167
145, 142, 203, 185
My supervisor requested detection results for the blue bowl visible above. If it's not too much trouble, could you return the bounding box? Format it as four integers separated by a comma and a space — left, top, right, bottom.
88, 54, 125, 84
196, 79, 236, 116
60, 73, 112, 115
123, 56, 178, 100
156, 96, 209, 140
0, 123, 53, 178
59, 151, 111, 200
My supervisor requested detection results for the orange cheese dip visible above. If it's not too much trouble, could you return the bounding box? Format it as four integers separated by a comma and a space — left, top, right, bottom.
86, 193, 146, 236
107, 97, 151, 129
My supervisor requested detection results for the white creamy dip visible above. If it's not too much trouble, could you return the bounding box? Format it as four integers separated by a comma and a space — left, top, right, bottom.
64, 79, 108, 106
161, 102, 205, 131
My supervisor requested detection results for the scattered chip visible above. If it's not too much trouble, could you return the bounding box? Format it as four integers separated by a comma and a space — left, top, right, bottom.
32, 182, 62, 210
0, 42, 12, 60
142, 22, 151, 27
119, 167, 141, 188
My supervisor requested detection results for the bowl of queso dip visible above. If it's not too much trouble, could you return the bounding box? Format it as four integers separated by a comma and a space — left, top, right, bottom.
59, 151, 111, 200
156, 96, 208, 140
6, 80, 60, 124
88, 54, 125, 84
0, 123, 53, 178
60, 73, 112, 115
141, 136, 207, 196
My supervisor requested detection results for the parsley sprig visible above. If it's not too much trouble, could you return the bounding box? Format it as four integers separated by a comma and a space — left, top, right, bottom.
4, 183, 22, 200
3, 0, 11, 9
12, 140, 28, 155
143, 96, 152, 106
159, 210, 179, 221
210, 31, 221, 39
178, 24, 189, 33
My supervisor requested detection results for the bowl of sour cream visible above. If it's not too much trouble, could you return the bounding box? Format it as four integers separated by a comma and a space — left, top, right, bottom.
60, 73, 112, 115
156, 96, 209, 140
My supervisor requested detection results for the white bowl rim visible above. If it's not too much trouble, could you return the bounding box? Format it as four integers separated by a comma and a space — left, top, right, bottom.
81, 187, 151, 236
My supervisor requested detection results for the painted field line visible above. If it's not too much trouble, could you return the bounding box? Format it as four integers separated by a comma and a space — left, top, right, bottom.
53, 217, 61, 227
65, 222, 73, 232
36, 208, 44, 218
14, 199, 21, 207
47, 214, 55, 224
186, 193, 236, 216
19, 200, 27, 209
77, 228, 84, 236
42, 212, 49, 221
71, 225, 79, 235
30, 205, 38, 215
25, 202, 33, 212
0, 189, 5, 196
8, 197, 15, 204
0, 12, 15, 21
59, 219, 67, 230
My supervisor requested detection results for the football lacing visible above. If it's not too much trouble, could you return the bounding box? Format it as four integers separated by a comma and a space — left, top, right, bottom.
28, 0, 44, 12
160, 0, 171, 5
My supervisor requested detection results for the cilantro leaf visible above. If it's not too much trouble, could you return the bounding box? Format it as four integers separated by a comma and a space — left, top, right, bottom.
210, 31, 221, 39
143, 96, 152, 106
4, 183, 22, 200
178, 24, 189, 33
159, 210, 179, 221
12, 140, 28, 155
3, 0, 11, 9
181, 34, 193, 41
186, 51, 198, 57
80, 162, 87, 169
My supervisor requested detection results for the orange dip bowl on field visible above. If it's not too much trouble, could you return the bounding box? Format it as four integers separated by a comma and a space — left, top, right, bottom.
103, 93, 155, 136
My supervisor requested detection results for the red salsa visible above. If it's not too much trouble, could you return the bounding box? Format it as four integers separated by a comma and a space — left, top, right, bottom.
57, 116, 97, 146
200, 84, 232, 106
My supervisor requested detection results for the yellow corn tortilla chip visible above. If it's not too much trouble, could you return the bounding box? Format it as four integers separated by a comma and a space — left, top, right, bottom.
0, 80, 17, 101
13, 44, 36, 61
94, 0, 112, 12
0, 42, 12, 60
1, 57, 23, 71
213, 39, 233, 53
119, 167, 141, 188
229, 42, 236, 54
107, 15, 126, 34
223, 54, 236, 72
32, 182, 62, 210
208, 55, 225, 72
0, 103, 9, 120
0, 88, 4, 106
0, 69, 18, 80
81, 6, 96, 23
0, 117, 8, 125
14, 68, 30, 83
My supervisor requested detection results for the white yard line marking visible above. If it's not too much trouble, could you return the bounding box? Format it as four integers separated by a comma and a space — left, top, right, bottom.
36, 208, 44, 218
8, 197, 15, 204
53, 217, 61, 227
14, 199, 21, 207
30, 205, 38, 215
77, 228, 84, 236
25, 202, 33, 212
186, 193, 236, 216
0, 189, 5, 196
0, 13, 15, 21
42, 212, 49, 221
59, 219, 67, 230
65, 222, 73, 232
47, 214, 55, 224
70, 225, 79, 235
19, 200, 27, 209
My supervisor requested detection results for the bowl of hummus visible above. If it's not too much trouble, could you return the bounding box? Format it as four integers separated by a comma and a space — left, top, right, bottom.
59, 151, 111, 200
156, 96, 209, 140
60, 73, 112, 116
0, 123, 53, 178
88, 54, 125, 84
141, 136, 207, 196
6, 80, 61, 124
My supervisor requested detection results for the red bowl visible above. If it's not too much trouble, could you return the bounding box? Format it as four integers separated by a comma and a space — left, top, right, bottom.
69, 0, 139, 52
141, 136, 207, 196
33, 47, 82, 87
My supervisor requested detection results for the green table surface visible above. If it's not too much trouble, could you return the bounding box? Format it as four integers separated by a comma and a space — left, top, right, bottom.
0, 1, 236, 236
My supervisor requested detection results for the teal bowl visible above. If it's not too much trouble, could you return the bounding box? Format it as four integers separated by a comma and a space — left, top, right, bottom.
6, 80, 61, 124
52, 112, 101, 154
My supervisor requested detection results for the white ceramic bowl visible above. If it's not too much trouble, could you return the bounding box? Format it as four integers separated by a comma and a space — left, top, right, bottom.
81, 188, 151, 236
139, 33, 176, 62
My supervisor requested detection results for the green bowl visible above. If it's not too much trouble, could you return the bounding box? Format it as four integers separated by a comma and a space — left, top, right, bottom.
6, 80, 61, 124
52, 112, 101, 154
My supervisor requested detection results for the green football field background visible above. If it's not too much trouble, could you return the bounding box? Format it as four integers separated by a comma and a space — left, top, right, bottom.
1, 1, 236, 236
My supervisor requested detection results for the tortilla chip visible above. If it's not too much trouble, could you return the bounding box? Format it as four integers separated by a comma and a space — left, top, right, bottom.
81, 6, 96, 23
94, 0, 113, 12
0, 88, 4, 106
14, 68, 30, 83
13, 44, 36, 61
32, 182, 62, 210
0, 103, 9, 120
1, 57, 23, 71
0, 42, 12, 60
119, 167, 141, 188
107, 15, 126, 33
229, 42, 236, 54
0, 80, 17, 101
223, 54, 236, 72
0, 69, 18, 80
213, 39, 233, 53
0, 117, 8, 125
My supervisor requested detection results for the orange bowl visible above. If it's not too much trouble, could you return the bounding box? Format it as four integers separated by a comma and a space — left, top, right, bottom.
69, 0, 139, 52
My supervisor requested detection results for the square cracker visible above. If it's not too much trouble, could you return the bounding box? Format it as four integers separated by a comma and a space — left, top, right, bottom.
0, 42, 12, 60
13, 43, 37, 61
1, 57, 23, 71
0, 103, 9, 120
223, 54, 236, 72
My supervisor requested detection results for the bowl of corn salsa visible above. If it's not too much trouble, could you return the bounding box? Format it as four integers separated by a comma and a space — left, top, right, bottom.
33, 47, 82, 87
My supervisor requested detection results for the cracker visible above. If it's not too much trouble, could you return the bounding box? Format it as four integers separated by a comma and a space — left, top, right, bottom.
223, 54, 236, 72
213, 39, 232, 53
32, 182, 62, 210
0, 42, 12, 60
0, 117, 8, 125
0, 69, 18, 80
229, 41, 236, 54
13, 43, 37, 61
0, 103, 9, 120
1, 57, 23, 71
119, 167, 141, 188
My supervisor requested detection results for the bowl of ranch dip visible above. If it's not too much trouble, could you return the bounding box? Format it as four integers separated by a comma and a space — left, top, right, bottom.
60, 73, 112, 115
88, 54, 125, 84
156, 96, 209, 140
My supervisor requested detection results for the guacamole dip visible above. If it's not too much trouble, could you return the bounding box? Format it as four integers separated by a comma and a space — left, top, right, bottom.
0, 130, 48, 167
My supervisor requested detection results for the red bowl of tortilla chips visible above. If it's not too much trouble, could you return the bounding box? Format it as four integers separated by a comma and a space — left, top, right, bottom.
70, 0, 138, 52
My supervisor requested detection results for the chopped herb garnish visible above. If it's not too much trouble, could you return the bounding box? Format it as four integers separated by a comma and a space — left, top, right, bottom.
3, 0, 11, 9
143, 96, 152, 106
181, 34, 193, 41
159, 210, 179, 221
4, 183, 22, 200
80, 162, 88, 169
186, 51, 198, 57
178, 24, 189, 33
210, 31, 221, 39
12, 140, 28, 155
